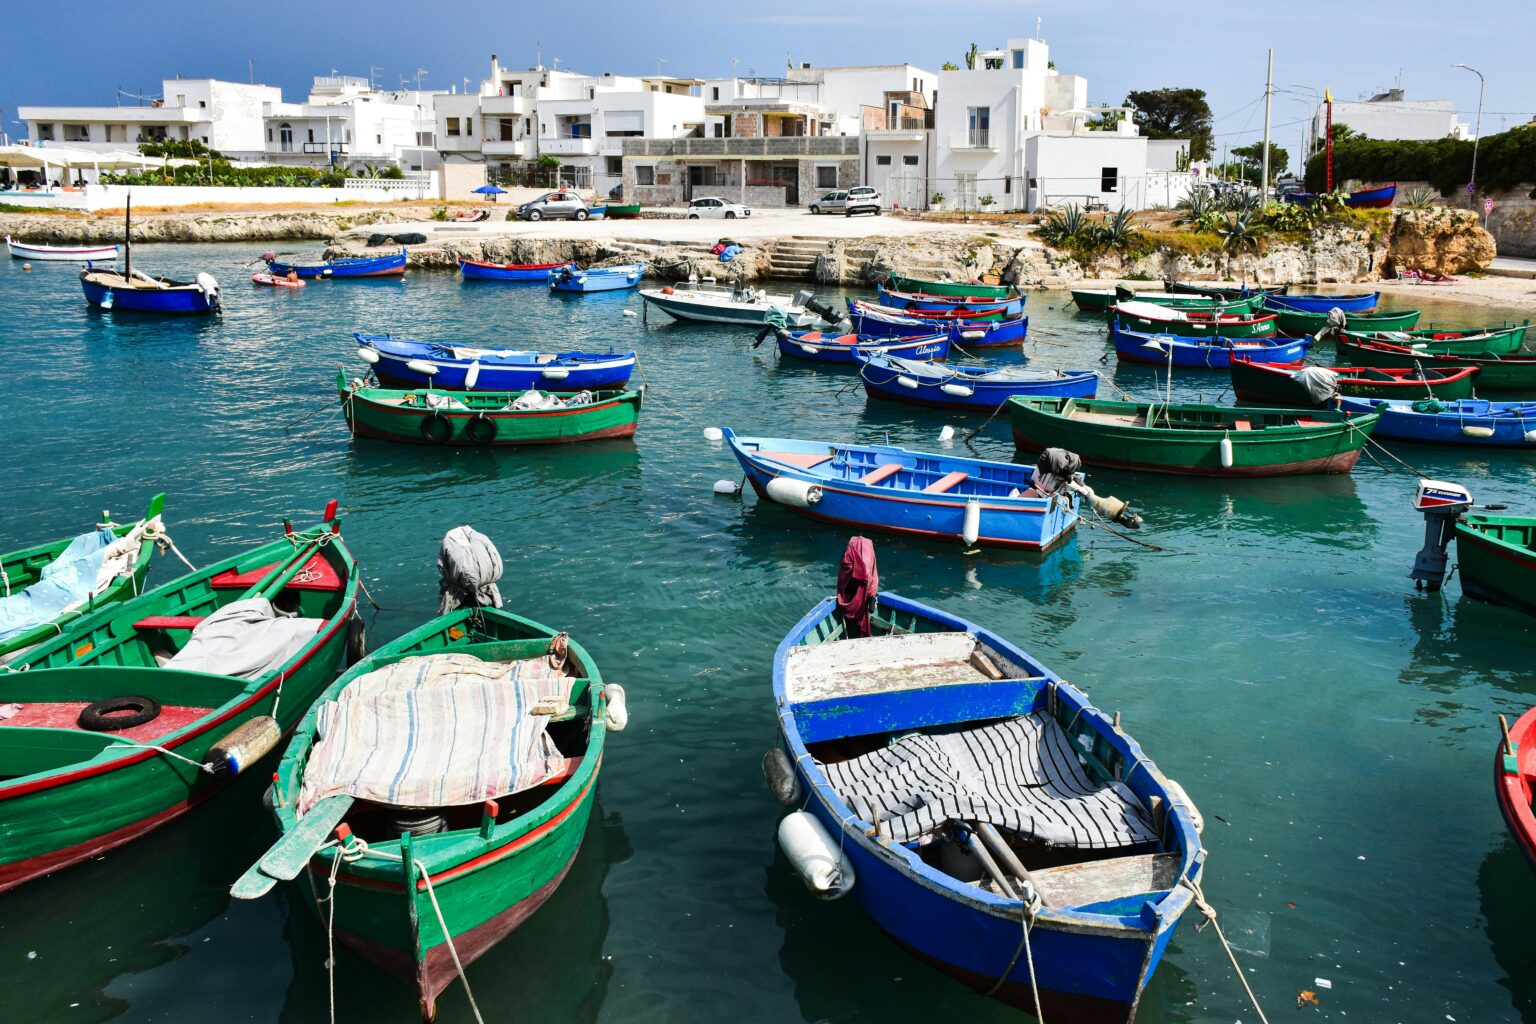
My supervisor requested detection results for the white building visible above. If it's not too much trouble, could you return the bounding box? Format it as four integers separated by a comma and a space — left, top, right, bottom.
20, 78, 282, 158
1311, 90, 1470, 143
261, 76, 439, 172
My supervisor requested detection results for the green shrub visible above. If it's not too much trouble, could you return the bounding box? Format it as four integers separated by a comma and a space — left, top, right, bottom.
1304, 125, 1536, 196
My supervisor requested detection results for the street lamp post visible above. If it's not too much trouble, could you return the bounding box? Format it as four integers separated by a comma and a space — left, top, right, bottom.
1453, 63, 1484, 204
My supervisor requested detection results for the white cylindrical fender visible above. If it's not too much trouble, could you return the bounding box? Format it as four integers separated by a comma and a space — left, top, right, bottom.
1525, 430, 1536, 443
603, 683, 628, 732
1164, 779, 1204, 834
356, 347, 381, 364
406, 359, 440, 377
196, 271, 220, 295
941, 383, 974, 398
778, 810, 854, 899
762, 749, 803, 806
962, 499, 981, 546
623, 309, 638, 317
542, 367, 570, 380
896, 375, 919, 390
713, 479, 741, 495
766, 477, 823, 507
1219, 433, 1234, 468
939, 425, 956, 441
702, 426, 725, 441
799, 343, 819, 355
465, 361, 482, 389
1462, 425, 1495, 438
959, 329, 986, 341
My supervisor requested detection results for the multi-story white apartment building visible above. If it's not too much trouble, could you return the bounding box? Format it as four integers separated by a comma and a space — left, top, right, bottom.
20, 78, 282, 158
261, 76, 439, 172
1310, 89, 1471, 144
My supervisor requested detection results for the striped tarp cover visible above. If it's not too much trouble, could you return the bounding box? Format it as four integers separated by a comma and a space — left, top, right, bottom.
820, 713, 1157, 848
298, 653, 569, 815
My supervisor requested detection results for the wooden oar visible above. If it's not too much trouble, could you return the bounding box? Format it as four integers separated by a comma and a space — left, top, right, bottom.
231, 793, 355, 899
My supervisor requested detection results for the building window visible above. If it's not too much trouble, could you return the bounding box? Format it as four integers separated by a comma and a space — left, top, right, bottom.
376, 134, 382, 145
875, 155, 892, 166
903, 155, 919, 166
1101, 167, 1119, 193
199, 100, 207, 108
307, 128, 315, 143
267, 128, 273, 142
636, 165, 655, 186
1012, 49, 1025, 69
37, 124, 55, 141
711, 86, 719, 101
713, 123, 723, 138
816, 165, 838, 189
1004, 176, 1012, 193
446, 117, 460, 136
605, 156, 622, 175
966, 106, 990, 147
278, 122, 293, 152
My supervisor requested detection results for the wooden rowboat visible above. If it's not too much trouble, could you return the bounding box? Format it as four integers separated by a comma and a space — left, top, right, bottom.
605, 202, 642, 219
0, 504, 362, 893
1263, 292, 1380, 314
1111, 301, 1278, 339
340, 371, 642, 446
266, 249, 407, 279
1498, 705, 1536, 870
233, 606, 616, 1019
1459, 514, 1536, 616
1335, 336, 1536, 392
1271, 306, 1419, 337
776, 329, 951, 365
6, 236, 120, 262
1111, 324, 1309, 369
1337, 398, 1536, 447
549, 263, 644, 293
0, 494, 165, 664
1009, 396, 1379, 476
855, 352, 1098, 410
883, 273, 1014, 300
355, 335, 636, 392
1164, 281, 1287, 300
1339, 322, 1529, 356
876, 286, 1025, 318
847, 302, 1029, 347
1071, 288, 1262, 314
1229, 360, 1479, 406
458, 259, 575, 281
770, 570, 1204, 1021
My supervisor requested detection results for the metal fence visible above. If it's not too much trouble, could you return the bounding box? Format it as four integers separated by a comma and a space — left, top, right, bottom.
883, 171, 1199, 213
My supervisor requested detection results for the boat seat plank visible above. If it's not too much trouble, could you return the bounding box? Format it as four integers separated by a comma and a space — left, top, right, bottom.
758, 451, 834, 470
1027, 852, 1183, 908
924, 471, 969, 494
785, 633, 1026, 703
1234, 420, 1253, 431
858, 464, 903, 485
210, 555, 342, 592
134, 615, 206, 631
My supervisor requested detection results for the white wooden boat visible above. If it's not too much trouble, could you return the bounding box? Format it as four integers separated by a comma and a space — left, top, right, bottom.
6, 236, 120, 262
641, 281, 827, 327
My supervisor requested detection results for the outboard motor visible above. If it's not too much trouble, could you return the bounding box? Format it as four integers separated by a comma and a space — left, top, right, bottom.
1038, 448, 1144, 530
437, 525, 505, 613
196, 272, 221, 312
798, 292, 846, 327
1410, 479, 1474, 591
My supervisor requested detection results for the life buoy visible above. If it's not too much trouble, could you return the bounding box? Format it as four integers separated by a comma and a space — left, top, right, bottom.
419, 411, 453, 444
78, 695, 161, 731
464, 414, 498, 446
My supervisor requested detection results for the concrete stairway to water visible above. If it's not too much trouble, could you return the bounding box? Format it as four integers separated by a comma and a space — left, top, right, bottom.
768, 237, 832, 279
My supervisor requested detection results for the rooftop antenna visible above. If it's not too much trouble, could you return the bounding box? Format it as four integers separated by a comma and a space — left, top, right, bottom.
1036, 16, 1042, 38
248, 58, 254, 84
656, 57, 666, 77
415, 68, 428, 92
369, 65, 382, 90
536, 41, 542, 70
552, 56, 561, 70
732, 57, 740, 78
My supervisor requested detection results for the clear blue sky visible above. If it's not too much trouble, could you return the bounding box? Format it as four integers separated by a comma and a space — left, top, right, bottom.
5, 0, 1530, 161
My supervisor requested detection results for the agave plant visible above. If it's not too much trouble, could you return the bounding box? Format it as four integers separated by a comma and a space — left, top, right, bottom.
1219, 213, 1262, 253
1100, 208, 1139, 247
1037, 203, 1086, 245
1402, 186, 1437, 210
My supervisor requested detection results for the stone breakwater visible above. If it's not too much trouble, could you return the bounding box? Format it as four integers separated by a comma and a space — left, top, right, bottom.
0, 209, 400, 245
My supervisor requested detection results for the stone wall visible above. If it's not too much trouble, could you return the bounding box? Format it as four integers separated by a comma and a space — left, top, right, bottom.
1359, 179, 1535, 258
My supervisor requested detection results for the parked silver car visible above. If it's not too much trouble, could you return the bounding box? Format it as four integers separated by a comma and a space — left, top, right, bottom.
808, 190, 847, 215
517, 190, 590, 221
844, 186, 882, 216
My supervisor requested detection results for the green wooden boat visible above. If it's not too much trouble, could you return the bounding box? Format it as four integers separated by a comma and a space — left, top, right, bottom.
340, 371, 643, 446
606, 202, 642, 219
0, 494, 165, 664
885, 273, 1014, 300
0, 507, 361, 893
1339, 322, 1529, 356
1009, 395, 1379, 476
233, 607, 615, 1019
1273, 307, 1422, 337
1456, 514, 1536, 616
1071, 289, 1264, 314
1111, 301, 1278, 339
1229, 360, 1480, 406
1336, 335, 1536, 392
1165, 281, 1288, 301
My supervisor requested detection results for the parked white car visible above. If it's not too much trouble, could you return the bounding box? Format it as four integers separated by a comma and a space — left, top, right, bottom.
808, 190, 847, 215
844, 186, 882, 216
686, 196, 751, 219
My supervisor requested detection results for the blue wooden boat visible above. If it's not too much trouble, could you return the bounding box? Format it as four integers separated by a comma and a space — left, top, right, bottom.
769, 575, 1203, 1021
875, 285, 1026, 318
587, 205, 608, 220
265, 249, 407, 279
1282, 183, 1396, 209
354, 334, 636, 391
77, 197, 221, 315
847, 301, 1029, 347
458, 258, 576, 281
1337, 397, 1536, 447
723, 430, 1079, 550
776, 330, 950, 365
856, 353, 1098, 409
550, 263, 644, 293
1112, 323, 1311, 369
1263, 292, 1379, 314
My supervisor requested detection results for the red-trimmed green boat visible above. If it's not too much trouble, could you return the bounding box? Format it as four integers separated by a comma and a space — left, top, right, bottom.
1070, 288, 1263, 314
1457, 514, 1536, 616
1010, 396, 1379, 476
233, 607, 617, 1020
1111, 301, 1277, 339
1497, 706, 1536, 871
340, 371, 642, 446
1335, 336, 1536, 392
1272, 307, 1421, 337
0, 494, 165, 664
884, 273, 1015, 301
1339, 322, 1529, 357
0, 505, 361, 893
1229, 361, 1480, 406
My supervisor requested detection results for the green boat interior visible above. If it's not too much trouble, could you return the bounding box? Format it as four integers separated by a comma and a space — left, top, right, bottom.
789, 607, 1183, 913
1032, 397, 1345, 431
357, 388, 628, 411
1463, 514, 1536, 552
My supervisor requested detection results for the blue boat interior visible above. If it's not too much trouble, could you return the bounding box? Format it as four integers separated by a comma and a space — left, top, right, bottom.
781, 596, 1194, 919
735, 435, 1042, 499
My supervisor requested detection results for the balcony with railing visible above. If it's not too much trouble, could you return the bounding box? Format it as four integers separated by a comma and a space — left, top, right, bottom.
540, 136, 597, 156
621, 136, 859, 159
481, 95, 528, 116
949, 129, 996, 151
482, 138, 535, 159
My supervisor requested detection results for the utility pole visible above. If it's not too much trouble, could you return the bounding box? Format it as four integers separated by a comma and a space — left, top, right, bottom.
248, 59, 254, 84
1261, 48, 1273, 197
1453, 63, 1485, 205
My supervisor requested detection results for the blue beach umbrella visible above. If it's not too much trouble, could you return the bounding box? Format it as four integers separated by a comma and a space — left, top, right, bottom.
473, 184, 507, 202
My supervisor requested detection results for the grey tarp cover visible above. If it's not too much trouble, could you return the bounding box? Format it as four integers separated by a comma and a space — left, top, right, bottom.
1032, 448, 1082, 496
1292, 366, 1341, 404
820, 713, 1158, 848
437, 526, 504, 613
165, 598, 325, 680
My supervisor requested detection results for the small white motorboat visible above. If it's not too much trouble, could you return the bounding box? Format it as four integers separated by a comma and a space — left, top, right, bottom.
641, 277, 833, 328
6, 236, 121, 263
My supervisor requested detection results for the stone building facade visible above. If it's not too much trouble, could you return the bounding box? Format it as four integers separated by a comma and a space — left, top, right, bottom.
621, 136, 860, 207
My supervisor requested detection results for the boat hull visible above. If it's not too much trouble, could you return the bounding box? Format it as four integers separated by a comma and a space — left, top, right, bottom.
885, 273, 1013, 300
1112, 310, 1277, 339
79, 276, 218, 314
1497, 706, 1536, 872
779, 332, 950, 364
550, 265, 643, 293
1336, 337, 1536, 391
642, 290, 818, 326
342, 387, 643, 446
1344, 400, 1536, 447
7, 237, 120, 262
458, 259, 575, 281
1228, 361, 1479, 406
357, 336, 636, 391
1264, 292, 1380, 314
859, 360, 1099, 410
267, 251, 407, 278
1457, 516, 1536, 617
876, 286, 1025, 318
849, 308, 1028, 347
1272, 307, 1420, 336
1112, 326, 1308, 368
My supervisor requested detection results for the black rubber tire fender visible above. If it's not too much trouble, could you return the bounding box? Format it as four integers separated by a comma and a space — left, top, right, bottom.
78, 695, 161, 732
464, 413, 498, 446
419, 411, 453, 444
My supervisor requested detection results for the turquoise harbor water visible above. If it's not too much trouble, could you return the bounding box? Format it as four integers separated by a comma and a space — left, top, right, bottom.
1, 245, 1535, 1023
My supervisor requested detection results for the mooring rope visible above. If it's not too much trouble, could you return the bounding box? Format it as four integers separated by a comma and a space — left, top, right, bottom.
1180, 876, 1271, 1024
